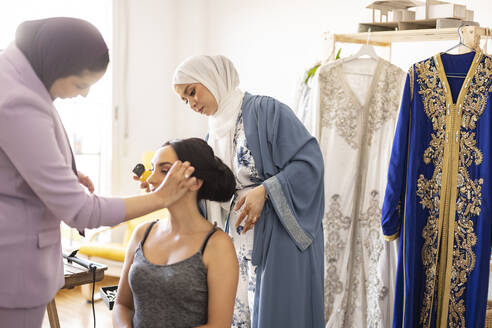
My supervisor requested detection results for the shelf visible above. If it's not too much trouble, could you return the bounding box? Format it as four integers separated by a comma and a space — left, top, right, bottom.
359, 18, 473, 32
325, 26, 491, 47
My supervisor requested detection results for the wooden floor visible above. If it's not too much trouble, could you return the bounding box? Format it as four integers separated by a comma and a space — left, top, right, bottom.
42, 277, 119, 328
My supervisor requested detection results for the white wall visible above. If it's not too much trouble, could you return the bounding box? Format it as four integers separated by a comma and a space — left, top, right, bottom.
112, 0, 492, 195
202, 0, 370, 105
199, 0, 492, 105
111, 0, 211, 195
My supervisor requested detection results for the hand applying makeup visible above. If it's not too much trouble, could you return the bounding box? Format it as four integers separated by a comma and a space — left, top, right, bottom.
234, 184, 268, 234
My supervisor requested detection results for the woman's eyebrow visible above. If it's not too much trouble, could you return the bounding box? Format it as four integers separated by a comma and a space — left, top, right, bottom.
184, 85, 190, 95
157, 162, 173, 167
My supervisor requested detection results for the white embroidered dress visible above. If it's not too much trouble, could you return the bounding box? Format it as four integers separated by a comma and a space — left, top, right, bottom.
318, 58, 404, 328
228, 112, 260, 328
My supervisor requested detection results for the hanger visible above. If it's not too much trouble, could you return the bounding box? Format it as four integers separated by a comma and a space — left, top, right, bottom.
343, 28, 379, 63
484, 27, 489, 55
443, 23, 477, 79
443, 23, 476, 55
342, 29, 379, 76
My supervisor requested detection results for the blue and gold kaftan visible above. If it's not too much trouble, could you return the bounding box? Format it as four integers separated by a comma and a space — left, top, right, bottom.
382, 51, 492, 328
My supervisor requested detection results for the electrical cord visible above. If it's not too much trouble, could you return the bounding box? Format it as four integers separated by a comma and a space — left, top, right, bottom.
89, 263, 97, 328
63, 252, 98, 328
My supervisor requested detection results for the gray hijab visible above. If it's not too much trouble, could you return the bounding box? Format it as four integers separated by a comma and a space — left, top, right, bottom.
15, 17, 108, 90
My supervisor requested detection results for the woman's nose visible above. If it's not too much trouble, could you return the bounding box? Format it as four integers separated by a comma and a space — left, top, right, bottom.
189, 100, 199, 111
80, 89, 89, 98
147, 171, 157, 186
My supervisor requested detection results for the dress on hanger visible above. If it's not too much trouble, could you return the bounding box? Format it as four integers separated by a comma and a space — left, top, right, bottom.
319, 57, 405, 328
382, 51, 492, 328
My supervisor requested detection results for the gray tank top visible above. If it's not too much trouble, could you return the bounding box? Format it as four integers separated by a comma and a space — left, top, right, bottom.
129, 221, 218, 328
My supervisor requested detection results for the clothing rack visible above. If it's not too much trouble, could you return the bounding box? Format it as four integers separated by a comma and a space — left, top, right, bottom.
324, 26, 492, 61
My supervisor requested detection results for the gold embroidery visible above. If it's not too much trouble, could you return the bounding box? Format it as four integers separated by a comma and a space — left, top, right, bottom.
359, 190, 388, 326
415, 57, 446, 327
383, 230, 400, 242
323, 194, 351, 320
409, 66, 414, 102
319, 65, 360, 149
415, 53, 491, 328
319, 61, 404, 149
367, 66, 405, 145
447, 55, 492, 327
461, 57, 491, 132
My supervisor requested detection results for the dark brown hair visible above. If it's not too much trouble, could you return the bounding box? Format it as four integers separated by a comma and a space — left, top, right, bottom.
163, 138, 236, 202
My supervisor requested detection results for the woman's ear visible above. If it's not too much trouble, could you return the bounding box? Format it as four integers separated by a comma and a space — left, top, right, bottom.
189, 178, 203, 192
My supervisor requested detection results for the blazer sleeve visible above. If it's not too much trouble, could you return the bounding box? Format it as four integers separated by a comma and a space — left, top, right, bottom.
381, 68, 414, 241
0, 95, 125, 230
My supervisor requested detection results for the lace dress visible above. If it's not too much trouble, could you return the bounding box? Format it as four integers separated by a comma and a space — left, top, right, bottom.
318, 58, 405, 328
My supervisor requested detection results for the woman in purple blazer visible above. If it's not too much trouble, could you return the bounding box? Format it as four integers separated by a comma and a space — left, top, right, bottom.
0, 17, 195, 328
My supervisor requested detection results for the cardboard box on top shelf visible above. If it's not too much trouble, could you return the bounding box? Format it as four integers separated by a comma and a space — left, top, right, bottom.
393, 9, 416, 22
416, 3, 467, 20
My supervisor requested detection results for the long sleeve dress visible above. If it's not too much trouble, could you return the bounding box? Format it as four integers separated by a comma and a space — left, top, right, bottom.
318, 57, 405, 328
207, 92, 326, 328
382, 51, 492, 328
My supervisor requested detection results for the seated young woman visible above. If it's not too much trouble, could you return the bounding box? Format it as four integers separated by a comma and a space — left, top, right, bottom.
113, 138, 239, 328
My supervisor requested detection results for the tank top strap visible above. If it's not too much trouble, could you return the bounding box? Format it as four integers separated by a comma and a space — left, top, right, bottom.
200, 222, 219, 254
141, 220, 158, 246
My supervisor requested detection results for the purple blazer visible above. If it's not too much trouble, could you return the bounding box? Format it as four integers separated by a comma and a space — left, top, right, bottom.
0, 44, 125, 308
